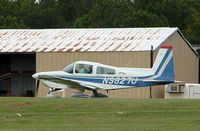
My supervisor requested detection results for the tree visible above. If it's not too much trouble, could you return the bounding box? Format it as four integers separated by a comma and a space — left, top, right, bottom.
127, 10, 169, 27
185, 10, 200, 44
74, 0, 133, 27
0, 16, 27, 28
0, 0, 28, 28
0, 0, 200, 44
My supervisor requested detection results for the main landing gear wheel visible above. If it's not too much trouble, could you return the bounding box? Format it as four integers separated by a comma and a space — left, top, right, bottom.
71, 92, 89, 98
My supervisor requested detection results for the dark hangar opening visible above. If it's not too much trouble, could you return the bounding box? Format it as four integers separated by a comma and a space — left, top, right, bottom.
0, 53, 36, 97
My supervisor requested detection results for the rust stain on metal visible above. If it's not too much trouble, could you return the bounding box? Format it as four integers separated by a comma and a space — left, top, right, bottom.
123, 43, 132, 50
57, 42, 63, 47
113, 43, 123, 51
57, 48, 65, 52
34, 48, 40, 52
85, 47, 91, 51
91, 42, 96, 46
83, 42, 88, 46
3, 32, 8, 35
66, 48, 73, 52
22, 42, 28, 47
73, 43, 80, 47
41, 48, 48, 52
25, 48, 30, 52
74, 48, 82, 52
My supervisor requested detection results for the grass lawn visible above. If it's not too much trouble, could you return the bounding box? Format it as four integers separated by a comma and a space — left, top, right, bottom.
0, 98, 200, 131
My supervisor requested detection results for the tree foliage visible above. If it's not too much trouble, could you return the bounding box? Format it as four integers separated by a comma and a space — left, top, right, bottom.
0, 0, 200, 44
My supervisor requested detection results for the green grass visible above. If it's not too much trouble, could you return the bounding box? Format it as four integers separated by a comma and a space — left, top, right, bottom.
0, 98, 200, 131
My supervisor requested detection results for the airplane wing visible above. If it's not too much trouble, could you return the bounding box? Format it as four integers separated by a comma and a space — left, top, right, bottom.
38, 74, 97, 91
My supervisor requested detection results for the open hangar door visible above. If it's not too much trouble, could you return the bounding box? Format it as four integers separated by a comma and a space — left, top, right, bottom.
0, 53, 36, 97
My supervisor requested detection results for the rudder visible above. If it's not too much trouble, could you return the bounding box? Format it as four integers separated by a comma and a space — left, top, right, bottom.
152, 46, 174, 81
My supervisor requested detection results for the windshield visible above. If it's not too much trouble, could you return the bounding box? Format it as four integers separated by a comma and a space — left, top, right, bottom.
63, 63, 74, 74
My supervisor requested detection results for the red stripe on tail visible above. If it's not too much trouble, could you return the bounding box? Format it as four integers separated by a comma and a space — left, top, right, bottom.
160, 45, 173, 49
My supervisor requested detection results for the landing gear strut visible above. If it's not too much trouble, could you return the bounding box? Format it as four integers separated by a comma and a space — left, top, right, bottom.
91, 90, 108, 98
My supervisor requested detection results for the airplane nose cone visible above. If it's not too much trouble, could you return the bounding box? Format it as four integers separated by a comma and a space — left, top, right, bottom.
32, 73, 39, 79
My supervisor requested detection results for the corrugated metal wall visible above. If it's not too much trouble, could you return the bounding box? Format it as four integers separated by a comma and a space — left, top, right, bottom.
170, 32, 198, 83
36, 32, 199, 98
151, 32, 199, 98
0, 55, 11, 96
0, 54, 36, 96
11, 74, 35, 96
10, 54, 36, 96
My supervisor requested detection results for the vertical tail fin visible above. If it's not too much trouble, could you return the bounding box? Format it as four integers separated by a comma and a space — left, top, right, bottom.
152, 46, 174, 81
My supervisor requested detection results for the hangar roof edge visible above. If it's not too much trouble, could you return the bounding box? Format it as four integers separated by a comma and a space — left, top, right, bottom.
0, 27, 195, 54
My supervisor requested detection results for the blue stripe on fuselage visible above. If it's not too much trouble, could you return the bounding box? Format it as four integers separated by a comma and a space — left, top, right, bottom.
55, 75, 172, 87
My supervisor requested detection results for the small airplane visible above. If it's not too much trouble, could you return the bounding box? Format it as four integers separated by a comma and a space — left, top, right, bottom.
32, 45, 175, 98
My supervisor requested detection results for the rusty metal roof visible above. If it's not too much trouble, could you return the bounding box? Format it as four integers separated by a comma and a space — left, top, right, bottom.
0, 28, 179, 52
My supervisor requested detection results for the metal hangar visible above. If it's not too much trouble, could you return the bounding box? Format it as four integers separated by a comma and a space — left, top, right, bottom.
0, 28, 198, 98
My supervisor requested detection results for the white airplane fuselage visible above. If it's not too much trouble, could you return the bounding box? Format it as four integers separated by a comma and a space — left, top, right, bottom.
32, 46, 175, 94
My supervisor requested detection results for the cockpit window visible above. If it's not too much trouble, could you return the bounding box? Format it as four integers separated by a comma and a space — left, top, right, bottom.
75, 64, 93, 74
96, 66, 115, 75
63, 63, 74, 74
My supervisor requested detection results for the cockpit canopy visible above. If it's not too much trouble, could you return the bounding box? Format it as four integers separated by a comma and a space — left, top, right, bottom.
63, 61, 116, 75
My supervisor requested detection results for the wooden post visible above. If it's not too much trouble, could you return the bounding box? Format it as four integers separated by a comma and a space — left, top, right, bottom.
150, 45, 153, 98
